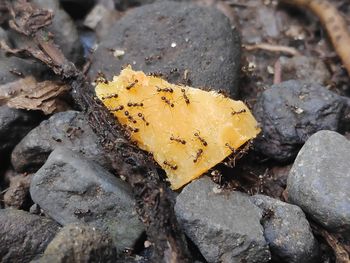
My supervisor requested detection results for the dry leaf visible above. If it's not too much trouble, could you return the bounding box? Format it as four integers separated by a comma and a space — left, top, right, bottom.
0, 76, 70, 114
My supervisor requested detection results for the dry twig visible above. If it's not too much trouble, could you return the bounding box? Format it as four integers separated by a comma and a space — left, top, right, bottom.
243, 43, 301, 56
280, 0, 350, 76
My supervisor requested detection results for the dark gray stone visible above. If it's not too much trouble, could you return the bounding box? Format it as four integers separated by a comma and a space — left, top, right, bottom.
36, 223, 116, 263
287, 130, 350, 239
0, 106, 41, 157
30, 147, 144, 252
11, 111, 111, 173
175, 177, 271, 263
88, 1, 241, 96
0, 52, 46, 85
253, 80, 346, 162
0, 208, 60, 263
251, 195, 319, 263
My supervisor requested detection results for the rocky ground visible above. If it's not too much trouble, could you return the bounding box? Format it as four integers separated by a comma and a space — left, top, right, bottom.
0, 0, 350, 262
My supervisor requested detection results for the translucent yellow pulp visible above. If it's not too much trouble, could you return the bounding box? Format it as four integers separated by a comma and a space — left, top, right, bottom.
95, 67, 260, 189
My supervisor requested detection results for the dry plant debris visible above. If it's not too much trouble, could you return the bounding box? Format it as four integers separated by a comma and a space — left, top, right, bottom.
0, 76, 70, 114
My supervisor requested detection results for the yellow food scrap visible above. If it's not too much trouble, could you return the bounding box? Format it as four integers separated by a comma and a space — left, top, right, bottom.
95, 67, 260, 189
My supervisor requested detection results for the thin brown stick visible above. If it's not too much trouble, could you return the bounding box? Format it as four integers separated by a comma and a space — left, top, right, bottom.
273, 59, 282, 84
280, 0, 350, 76
243, 43, 301, 56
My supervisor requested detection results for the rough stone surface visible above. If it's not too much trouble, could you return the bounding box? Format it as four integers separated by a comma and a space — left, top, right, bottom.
0, 51, 46, 85
89, 1, 241, 96
0, 106, 41, 158
253, 80, 346, 162
7, 0, 82, 63
251, 195, 319, 263
287, 130, 350, 239
175, 177, 271, 263
36, 223, 116, 263
4, 173, 33, 209
11, 111, 111, 173
279, 56, 331, 85
30, 147, 144, 252
0, 208, 60, 263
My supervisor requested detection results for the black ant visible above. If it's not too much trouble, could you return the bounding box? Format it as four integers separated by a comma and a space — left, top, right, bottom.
170, 135, 186, 145
95, 71, 108, 84
126, 80, 138, 90
147, 71, 163, 77
127, 102, 144, 107
161, 96, 174, 107
156, 86, 173, 93
231, 109, 246, 116
181, 88, 190, 105
194, 132, 207, 146
110, 105, 124, 112
225, 143, 236, 153
137, 113, 149, 126
163, 161, 178, 170
101, 93, 118, 100
193, 149, 203, 163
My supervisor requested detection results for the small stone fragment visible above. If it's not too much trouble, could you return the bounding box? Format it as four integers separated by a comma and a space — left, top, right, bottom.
0, 105, 41, 158
252, 195, 319, 263
0, 208, 60, 263
36, 223, 116, 263
4, 173, 33, 209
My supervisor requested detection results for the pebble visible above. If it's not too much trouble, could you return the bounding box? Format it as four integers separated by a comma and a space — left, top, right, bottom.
30, 147, 144, 252
253, 80, 346, 162
0, 208, 60, 263
88, 1, 241, 96
252, 195, 319, 263
175, 177, 271, 263
287, 130, 350, 239
3, 173, 33, 209
0, 106, 41, 159
11, 111, 111, 173
35, 223, 116, 263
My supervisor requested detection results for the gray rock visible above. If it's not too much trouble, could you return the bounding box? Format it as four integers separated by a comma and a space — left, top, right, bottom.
36, 223, 116, 263
30, 147, 144, 252
287, 130, 350, 239
175, 177, 271, 263
0, 106, 41, 157
0, 208, 60, 263
279, 56, 331, 85
0, 52, 46, 85
253, 80, 346, 162
251, 195, 319, 263
11, 111, 111, 173
114, 0, 188, 10
7, 0, 82, 63
88, 1, 241, 96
